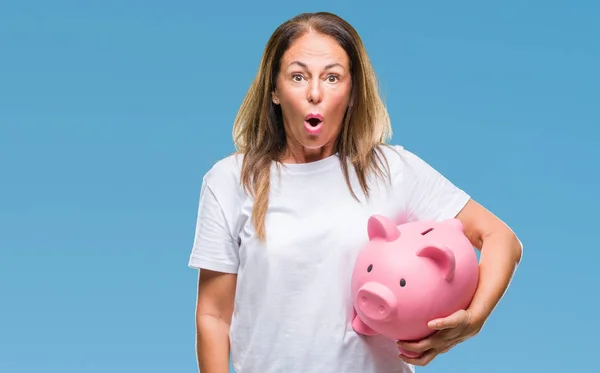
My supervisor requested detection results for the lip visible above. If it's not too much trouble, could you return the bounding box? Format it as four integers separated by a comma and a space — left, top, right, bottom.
304, 113, 323, 135
305, 113, 323, 121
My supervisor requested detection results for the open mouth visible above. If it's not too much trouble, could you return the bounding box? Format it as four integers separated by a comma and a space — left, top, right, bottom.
304, 113, 323, 134
306, 117, 322, 127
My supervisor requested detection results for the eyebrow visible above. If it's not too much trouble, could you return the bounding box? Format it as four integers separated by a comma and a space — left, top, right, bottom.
288, 60, 345, 70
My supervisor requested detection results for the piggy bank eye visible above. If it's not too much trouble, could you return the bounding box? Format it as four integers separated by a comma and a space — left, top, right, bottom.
367, 264, 373, 272
399, 278, 406, 287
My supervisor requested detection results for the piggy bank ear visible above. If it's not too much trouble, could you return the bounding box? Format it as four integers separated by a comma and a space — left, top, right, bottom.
416, 245, 456, 281
446, 218, 464, 233
367, 215, 400, 242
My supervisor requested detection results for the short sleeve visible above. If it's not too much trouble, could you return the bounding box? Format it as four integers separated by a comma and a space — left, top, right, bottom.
188, 178, 240, 274
395, 146, 471, 222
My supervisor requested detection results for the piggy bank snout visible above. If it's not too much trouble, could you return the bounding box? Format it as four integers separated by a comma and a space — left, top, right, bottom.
356, 282, 397, 321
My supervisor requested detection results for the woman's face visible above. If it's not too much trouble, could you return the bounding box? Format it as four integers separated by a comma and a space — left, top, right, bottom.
272, 30, 352, 163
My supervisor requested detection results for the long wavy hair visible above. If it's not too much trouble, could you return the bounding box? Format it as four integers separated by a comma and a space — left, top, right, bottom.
232, 12, 394, 241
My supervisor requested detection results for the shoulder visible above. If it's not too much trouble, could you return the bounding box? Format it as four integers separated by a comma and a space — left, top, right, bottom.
377, 143, 407, 159
201, 152, 247, 206
378, 143, 471, 221
202, 152, 244, 189
375, 143, 454, 189
375, 143, 430, 174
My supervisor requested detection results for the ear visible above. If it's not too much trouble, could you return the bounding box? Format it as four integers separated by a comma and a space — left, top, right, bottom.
367, 215, 400, 242
416, 245, 456, 281
271, 90, 279, 105
446, 218, 464, 233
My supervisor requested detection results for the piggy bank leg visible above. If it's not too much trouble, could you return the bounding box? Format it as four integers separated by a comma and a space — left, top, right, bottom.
352, 310, 379, 336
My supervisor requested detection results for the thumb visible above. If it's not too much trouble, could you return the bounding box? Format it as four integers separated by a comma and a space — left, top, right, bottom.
428, 309, 467, 330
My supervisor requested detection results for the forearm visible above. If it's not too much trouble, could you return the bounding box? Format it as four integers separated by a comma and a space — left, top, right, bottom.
196, 314, 231, 373
469, 230, 523, 325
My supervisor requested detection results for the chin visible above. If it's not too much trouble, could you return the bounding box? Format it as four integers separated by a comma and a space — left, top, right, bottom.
302, 142, 326, 150
290, 126, 337, 152
301, 138, 331, 150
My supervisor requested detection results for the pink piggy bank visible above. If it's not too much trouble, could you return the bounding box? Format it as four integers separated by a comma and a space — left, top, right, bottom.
350, 215, 479, 358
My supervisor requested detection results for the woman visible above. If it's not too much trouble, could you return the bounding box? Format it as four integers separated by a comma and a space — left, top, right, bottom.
189, 11, 522, 373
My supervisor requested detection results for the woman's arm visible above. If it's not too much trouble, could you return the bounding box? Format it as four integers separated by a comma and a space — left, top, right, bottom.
397, 198, 523, 366
195, 268, 237, 373
454, 198, 523, 327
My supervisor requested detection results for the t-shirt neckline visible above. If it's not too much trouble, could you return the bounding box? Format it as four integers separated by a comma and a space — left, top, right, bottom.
273, 153, 340, 174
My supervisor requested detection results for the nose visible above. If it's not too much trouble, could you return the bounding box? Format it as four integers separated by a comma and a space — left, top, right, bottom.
356, 282, 397, 322
307, 80, 323, 104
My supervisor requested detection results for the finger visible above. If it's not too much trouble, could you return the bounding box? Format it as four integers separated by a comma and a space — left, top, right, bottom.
397, 340, 431, 354
397, 333, 443, 353
428, 309, 468, 330
398, 348, 438, 367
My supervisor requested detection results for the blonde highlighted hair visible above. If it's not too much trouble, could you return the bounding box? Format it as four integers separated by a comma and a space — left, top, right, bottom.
232, 12, 394, 240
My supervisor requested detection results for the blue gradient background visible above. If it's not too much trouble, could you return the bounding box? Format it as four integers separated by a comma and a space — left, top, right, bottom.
1, 1, 598, 372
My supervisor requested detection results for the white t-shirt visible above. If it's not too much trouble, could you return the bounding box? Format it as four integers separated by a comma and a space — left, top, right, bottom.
188, 144, 471, 373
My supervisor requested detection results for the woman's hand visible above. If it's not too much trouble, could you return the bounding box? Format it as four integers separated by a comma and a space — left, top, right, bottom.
396, 308, 484, 366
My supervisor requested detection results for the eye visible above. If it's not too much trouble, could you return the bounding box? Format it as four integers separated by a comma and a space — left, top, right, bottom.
326, 74, 339, 83
291, 73, 304, 82
399, 278, 406, 287
367, 264, 373, 272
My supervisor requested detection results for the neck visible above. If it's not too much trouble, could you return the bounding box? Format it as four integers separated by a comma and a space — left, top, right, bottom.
280, 144, 336, 164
